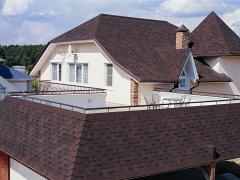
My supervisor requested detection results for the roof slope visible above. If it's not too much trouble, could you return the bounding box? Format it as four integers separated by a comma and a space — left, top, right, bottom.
0, 65, 32, 80
1, 97, 240, 179
191, 12, 240, 56
0, 97, 86, 180
194, 60, 232, 82
51, 14, 190, 82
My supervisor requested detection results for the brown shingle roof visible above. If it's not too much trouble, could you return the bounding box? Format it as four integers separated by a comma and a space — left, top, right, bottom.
51, 14, 191, 83
191, 12, 240, 56
195, 60, 232, 82
1, 97, 240, 179
49, 13, 234, 83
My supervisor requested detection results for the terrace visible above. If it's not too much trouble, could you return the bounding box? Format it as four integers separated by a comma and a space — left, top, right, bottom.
8, 81, 240, 114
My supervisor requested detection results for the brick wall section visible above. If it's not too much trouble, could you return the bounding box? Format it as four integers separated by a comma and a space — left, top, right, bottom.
176, 32, 189, 49
0, 151, 9, 180
130, 79, 138, 105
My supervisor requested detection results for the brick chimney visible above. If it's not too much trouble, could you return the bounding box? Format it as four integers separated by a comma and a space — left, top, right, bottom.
176, 25, 190, 49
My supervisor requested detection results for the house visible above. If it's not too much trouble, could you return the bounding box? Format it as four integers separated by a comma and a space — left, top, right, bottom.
31, 11, 237, 106
0, 65, 32, 94
1, 11, 240, 180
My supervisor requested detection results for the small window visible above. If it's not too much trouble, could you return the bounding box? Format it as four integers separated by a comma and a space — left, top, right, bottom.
179, 70, 187, 89
69, 63, 88, 84
52, 63, 62, 81
106, 64, 113, 86
69, 64, 75, 82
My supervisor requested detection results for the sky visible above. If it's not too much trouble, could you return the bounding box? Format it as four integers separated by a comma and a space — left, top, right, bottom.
0, 0, 240, 45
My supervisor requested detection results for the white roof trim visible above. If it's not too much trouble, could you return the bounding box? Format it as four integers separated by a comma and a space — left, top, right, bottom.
179, 52, 199, 83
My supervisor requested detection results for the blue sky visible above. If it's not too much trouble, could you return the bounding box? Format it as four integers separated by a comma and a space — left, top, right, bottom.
0, 0, 240, 45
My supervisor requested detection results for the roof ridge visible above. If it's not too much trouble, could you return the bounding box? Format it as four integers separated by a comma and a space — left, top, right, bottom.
98, 13, 174, 25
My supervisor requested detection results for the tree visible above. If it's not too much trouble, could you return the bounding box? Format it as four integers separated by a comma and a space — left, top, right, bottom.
0, 45, 46, 73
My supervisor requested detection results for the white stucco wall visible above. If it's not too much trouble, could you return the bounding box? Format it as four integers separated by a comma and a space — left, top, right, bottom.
0, 76, 18, 92
138, 83, 174, 105
10, 81, 30, 92
10, 158, 47, 180
38, 42, 131, 105
30, 93, 106, 108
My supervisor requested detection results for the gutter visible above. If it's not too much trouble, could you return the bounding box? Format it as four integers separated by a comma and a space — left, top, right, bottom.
190, 80, 200, 94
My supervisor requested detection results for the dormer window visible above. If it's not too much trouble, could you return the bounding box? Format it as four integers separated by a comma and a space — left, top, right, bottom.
179, 70, 188, 89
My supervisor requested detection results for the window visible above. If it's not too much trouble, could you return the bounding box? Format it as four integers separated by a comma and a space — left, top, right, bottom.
69, 63, 88, 83
179, 70, 187, 89
52, 63, 62, 81
106, 64, 113, 86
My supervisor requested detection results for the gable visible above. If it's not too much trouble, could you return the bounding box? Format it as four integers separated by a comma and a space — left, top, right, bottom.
181, 53, 199, 83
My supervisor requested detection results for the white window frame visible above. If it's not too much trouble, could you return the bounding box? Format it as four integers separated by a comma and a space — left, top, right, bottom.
105, 64, 113, 87
51, 63, 62, 82
68, 63, 88, 84
178, 70, 188, 90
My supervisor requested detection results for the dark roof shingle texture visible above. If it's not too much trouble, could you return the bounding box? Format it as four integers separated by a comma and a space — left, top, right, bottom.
52, 15, 190, 82
49, 13, 233, 83
191, 12, 240, 56
1, 97, 240, 179
195, 60, 232, 82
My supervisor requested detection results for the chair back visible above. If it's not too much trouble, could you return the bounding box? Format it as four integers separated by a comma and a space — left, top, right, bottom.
152, 94, 160, 104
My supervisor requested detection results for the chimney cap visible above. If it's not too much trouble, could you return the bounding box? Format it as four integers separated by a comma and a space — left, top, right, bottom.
177, 25, 189, 32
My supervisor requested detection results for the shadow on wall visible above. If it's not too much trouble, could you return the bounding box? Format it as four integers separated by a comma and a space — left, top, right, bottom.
195, 82, 236, 95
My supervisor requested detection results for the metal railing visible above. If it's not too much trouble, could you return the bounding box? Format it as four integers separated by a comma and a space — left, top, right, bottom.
12, 95, 240, 114
27, 80, 107, 95
38, 80, 106, 93
16, 95, 86, 113
153, 88, 240, 99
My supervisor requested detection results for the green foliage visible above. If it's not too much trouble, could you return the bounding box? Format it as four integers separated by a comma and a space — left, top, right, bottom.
0, 45, 46, 73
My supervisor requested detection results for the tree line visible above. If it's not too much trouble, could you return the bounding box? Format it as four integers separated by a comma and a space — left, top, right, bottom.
0, 45, 46, 72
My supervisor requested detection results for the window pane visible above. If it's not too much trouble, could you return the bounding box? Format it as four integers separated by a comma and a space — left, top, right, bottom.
52, 63, 57, 81
106, 64, 113, 86
83, 64, 88, 83
180, 79, 186, 87
69, 64, 75, 82
58, 64, 62, 81
76, 64, 82, 83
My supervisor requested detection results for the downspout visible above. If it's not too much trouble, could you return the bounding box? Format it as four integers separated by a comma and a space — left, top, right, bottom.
190, 80, 200, 94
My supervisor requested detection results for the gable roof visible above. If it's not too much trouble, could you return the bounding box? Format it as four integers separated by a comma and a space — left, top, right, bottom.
0, 65, 32, 80
51, 14, 191, 83
191, 12, 240, 57
1, 97, 240, 180
33, 13, 236, 83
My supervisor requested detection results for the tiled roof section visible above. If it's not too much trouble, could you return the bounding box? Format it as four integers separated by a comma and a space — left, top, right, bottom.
50, 15, 100, 43
2, 97, 240, 179
194, 60, 232, 82
0, 66, 32, 80
51, 14, 190, 82
74, 105, 240, 179
191, 12, 240, 56
0, 97, 86, 180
